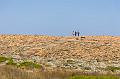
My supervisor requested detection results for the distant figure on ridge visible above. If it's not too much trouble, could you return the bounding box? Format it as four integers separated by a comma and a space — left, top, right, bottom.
72, 31, 75, 36
75, 31, 77, 36
77, 31, 80, 36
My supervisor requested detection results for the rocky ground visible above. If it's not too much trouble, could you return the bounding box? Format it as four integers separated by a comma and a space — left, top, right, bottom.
0, 34, 120, 74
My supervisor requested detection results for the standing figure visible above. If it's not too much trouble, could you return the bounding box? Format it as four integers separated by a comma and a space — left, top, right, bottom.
75, 31, 77, 36
77, 31, 80, 36
72, 31, 75, 36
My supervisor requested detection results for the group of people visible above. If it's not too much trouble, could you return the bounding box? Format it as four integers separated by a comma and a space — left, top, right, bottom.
72, 31, 80, 36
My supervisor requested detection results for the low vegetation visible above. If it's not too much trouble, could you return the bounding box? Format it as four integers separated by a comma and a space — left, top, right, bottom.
6, 58, 17, 65
0, 56, 41, 69
0, 65, 119, 79
0, 65, 72, 79
106, 66, 120, 72
69, 75, 120, 79
18, 61, 41, 69
0, 56, 119, 79
0, 56, 8, 63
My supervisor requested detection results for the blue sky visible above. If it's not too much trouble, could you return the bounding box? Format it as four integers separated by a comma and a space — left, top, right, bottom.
0, 0, 120, 36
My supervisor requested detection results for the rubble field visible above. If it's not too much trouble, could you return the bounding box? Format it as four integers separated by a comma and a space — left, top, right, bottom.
0, 34, 120, 74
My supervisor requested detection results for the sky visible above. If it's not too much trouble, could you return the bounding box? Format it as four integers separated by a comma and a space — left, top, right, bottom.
0, 0, 120, 36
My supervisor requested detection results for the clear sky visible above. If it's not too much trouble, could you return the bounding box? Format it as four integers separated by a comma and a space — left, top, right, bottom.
0, 0, 120, 36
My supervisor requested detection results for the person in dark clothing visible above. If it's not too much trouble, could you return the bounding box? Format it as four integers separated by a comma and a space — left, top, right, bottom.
77, 31, 80, 36
75, 31, 77, 36
72, 31, 75, 36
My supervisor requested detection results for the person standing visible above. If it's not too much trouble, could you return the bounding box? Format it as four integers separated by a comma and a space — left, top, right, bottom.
75, 31, 77, 36
72, 31, 75, 36
77, 31, 80, 36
